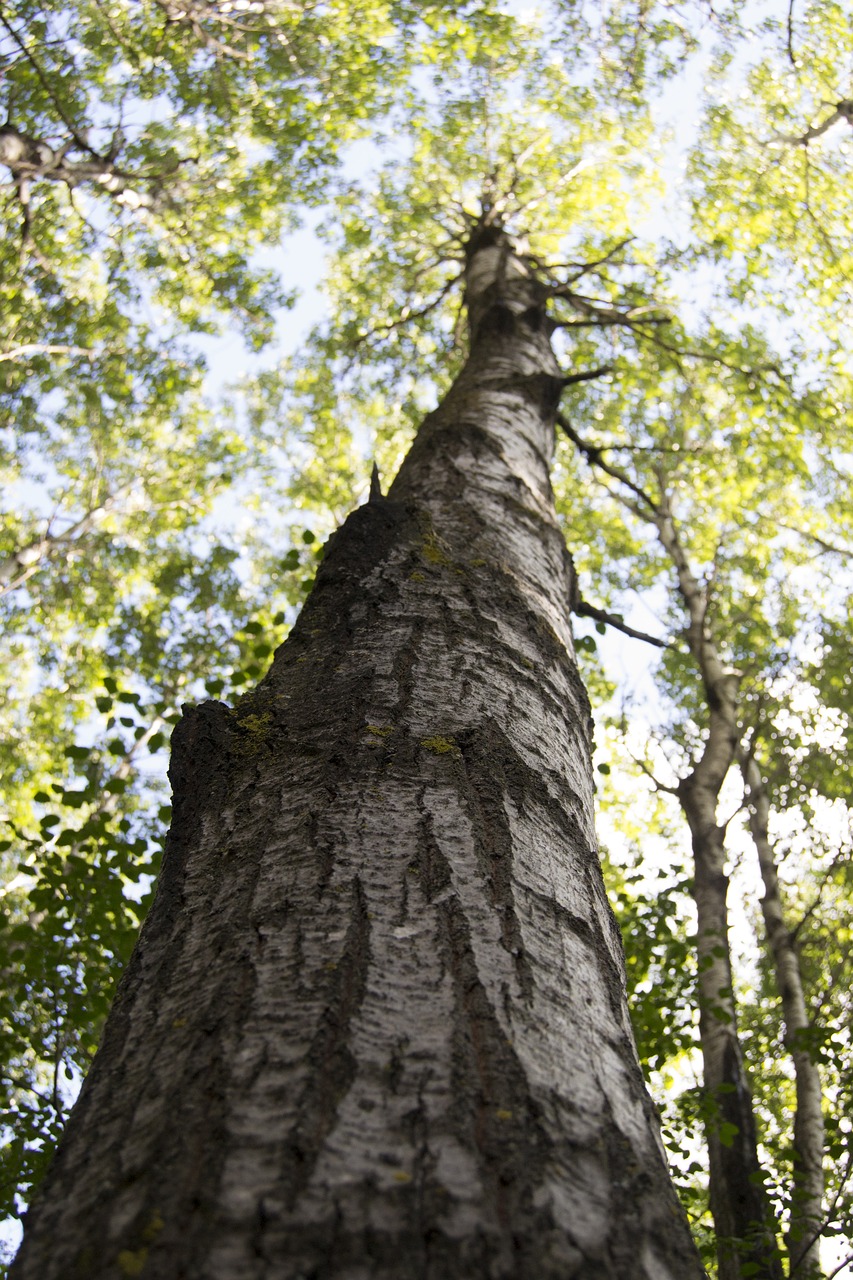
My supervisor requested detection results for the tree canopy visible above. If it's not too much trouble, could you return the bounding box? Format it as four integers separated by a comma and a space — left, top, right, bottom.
2, 1, 852, 1275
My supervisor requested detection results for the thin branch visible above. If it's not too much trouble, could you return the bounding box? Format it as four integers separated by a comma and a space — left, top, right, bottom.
554, 292, 786, 382
561, 364, 613, 387
556, 411, 660, 514
770, 100, 853, 148
345, 271, 463, 355
530, 236, 636, 286
790, 848, 852, 944
548, 284, 670, 327
786, 0, 798, 69
631, 750, 680, 796
507, 155, 597, 220
0, 9, 99, 158
607, 441, 707, 455
574, 597, 676, 649
777, 521, 853, 558
826, 1253, 853, 1280
789, 1149, 853, 1277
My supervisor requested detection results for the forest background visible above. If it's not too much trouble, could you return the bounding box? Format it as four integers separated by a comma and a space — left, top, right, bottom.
1, 0, 852, 1275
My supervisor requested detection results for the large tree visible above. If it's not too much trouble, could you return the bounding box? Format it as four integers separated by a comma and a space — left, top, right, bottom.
10, 218, 705, 1278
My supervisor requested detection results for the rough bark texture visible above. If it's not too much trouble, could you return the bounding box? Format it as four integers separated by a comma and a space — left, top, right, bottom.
11, 224, 704, 1280
742, 754, 825, 1278
656, 499, 783, 1280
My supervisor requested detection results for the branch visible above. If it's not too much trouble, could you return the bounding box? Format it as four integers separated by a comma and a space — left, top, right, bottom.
553, 293, 787, 382
777, 520, 853, 558
561, 364, 613, 387
0, 125, 161, 210
0, 10, 100, 159
574, 597, 676, 649
531, 236, 636, 286
556, 412, 660, 514
790, 848, 851, 944
345, 270, 463, 355
0, 496, 118, 597
631, 750, 680, 795
826, 1253, 853, 1280
790, 1149, 853, 1277
786, 0, 798, 69
0, 342, 95, 363
549, 285, 670, 329
770, 99, 853, 148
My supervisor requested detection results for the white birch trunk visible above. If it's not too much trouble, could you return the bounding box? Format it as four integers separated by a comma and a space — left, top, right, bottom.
11, 224, 704, 1280
742, 755, 825, 1277
656, 501, 783, 1280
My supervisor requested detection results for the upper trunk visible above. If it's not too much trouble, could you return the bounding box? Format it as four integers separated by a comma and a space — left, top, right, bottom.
11, 223, 703, 1280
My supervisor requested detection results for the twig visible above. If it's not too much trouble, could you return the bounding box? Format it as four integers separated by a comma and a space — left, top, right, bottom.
631, 751, 680, 795
346, 270, 463, 354
531, 236, 636, 286
777, 521, 853, 558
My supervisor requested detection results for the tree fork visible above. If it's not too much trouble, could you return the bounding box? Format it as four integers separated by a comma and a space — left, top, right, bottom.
11, 223, 704, 1279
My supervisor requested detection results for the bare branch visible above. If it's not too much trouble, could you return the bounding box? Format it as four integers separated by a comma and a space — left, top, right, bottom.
530, 237, 636, 286
549, 284, 670, 328
786, 0, 798, 69
574, 597, 676, 650
631, 750, 680, 796
345, 271, 463, 356
556, 412, 660, 514
561, 365, 613, 387
782, 523, 853, 558
825, 1252, 853, 1280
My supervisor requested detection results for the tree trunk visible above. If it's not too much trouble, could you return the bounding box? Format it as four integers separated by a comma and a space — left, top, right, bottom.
742, 754, 825, 1278
650, 498, 782, 1280
11, 222, 704, 1280
645, 496, 783, 1280
678, 765, 782, 1280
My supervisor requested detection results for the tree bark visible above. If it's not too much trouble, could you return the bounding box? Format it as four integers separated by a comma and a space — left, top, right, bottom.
11, 222, 704, 1280
741, 753, 825, 1278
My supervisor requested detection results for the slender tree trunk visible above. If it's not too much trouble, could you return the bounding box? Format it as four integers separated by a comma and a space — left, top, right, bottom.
742, 754, 825, 1278
678, 762, 782, 1280
655, 504, 783, 1280
11, 222, 704, 1280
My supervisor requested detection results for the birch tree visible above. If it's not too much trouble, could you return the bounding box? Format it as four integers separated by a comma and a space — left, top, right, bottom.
10, 209, 706, 1278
